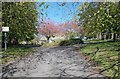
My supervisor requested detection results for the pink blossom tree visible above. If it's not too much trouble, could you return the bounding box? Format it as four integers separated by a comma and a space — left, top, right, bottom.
37, 19, 63, 42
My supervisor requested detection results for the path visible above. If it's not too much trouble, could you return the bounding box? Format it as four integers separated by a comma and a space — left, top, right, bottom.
2, 45, 104, 77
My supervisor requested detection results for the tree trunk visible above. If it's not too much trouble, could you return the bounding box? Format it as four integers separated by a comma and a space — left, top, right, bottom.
111, 33, 116, 41
104, 33, 107, 40
99, 32, 104, 40
99, 32, 102, 39
14, 39, 19, 45
116, 34, 118, 38
106, 33, 109, 39
96, 33, 99, 39
108, 33, 111, 39
46, 36, 51, 43
9, 38, 19, 45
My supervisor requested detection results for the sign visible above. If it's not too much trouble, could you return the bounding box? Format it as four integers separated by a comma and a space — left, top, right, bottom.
2, 27, 9, 51
2, 27, 9, 32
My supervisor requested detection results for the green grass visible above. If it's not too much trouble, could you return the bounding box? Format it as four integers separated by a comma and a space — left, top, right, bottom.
80, 41, 120, 77
1, 46, 34, 64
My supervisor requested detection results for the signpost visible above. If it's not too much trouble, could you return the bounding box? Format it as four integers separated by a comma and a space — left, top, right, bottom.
2, 27, 9, 51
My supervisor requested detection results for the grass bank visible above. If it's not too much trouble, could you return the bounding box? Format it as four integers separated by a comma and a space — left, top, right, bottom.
1, 45, 35, 64
79, 40, 120, 77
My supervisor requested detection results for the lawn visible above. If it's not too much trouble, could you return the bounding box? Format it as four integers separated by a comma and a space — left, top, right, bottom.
79, 40, 120, 77
1, 45, 34, 64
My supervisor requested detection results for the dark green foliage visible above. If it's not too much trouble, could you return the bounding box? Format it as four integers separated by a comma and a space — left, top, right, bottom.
59, 38, 84, 46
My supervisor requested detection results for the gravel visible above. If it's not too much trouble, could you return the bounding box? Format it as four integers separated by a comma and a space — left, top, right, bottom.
2, 45, 104, 77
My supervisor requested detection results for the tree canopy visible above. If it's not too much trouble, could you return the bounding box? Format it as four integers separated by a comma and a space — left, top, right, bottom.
2, 2, 38, 45
78, 2, 120, 40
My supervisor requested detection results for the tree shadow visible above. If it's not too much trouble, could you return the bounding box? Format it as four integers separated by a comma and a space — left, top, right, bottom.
59, 38, 84, 46
84, 40, 120, 44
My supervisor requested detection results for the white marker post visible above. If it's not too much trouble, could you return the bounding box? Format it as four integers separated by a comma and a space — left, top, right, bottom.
2, 27, 9, 51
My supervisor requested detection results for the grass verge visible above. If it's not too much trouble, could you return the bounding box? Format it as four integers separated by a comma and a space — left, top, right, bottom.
1, 45, 34, 64
79, 40, 120, 77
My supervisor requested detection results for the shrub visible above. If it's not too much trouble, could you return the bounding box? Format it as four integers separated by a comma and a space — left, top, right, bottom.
59, 38, 84, 46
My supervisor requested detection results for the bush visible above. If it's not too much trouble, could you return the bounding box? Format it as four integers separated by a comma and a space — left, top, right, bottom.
59, 38, 84, 46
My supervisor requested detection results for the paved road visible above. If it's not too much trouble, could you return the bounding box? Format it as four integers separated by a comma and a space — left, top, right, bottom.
2, 45, 104, 77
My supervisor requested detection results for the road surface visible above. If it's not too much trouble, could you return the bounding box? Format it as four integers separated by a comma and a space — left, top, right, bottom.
2, 45, 104, 77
